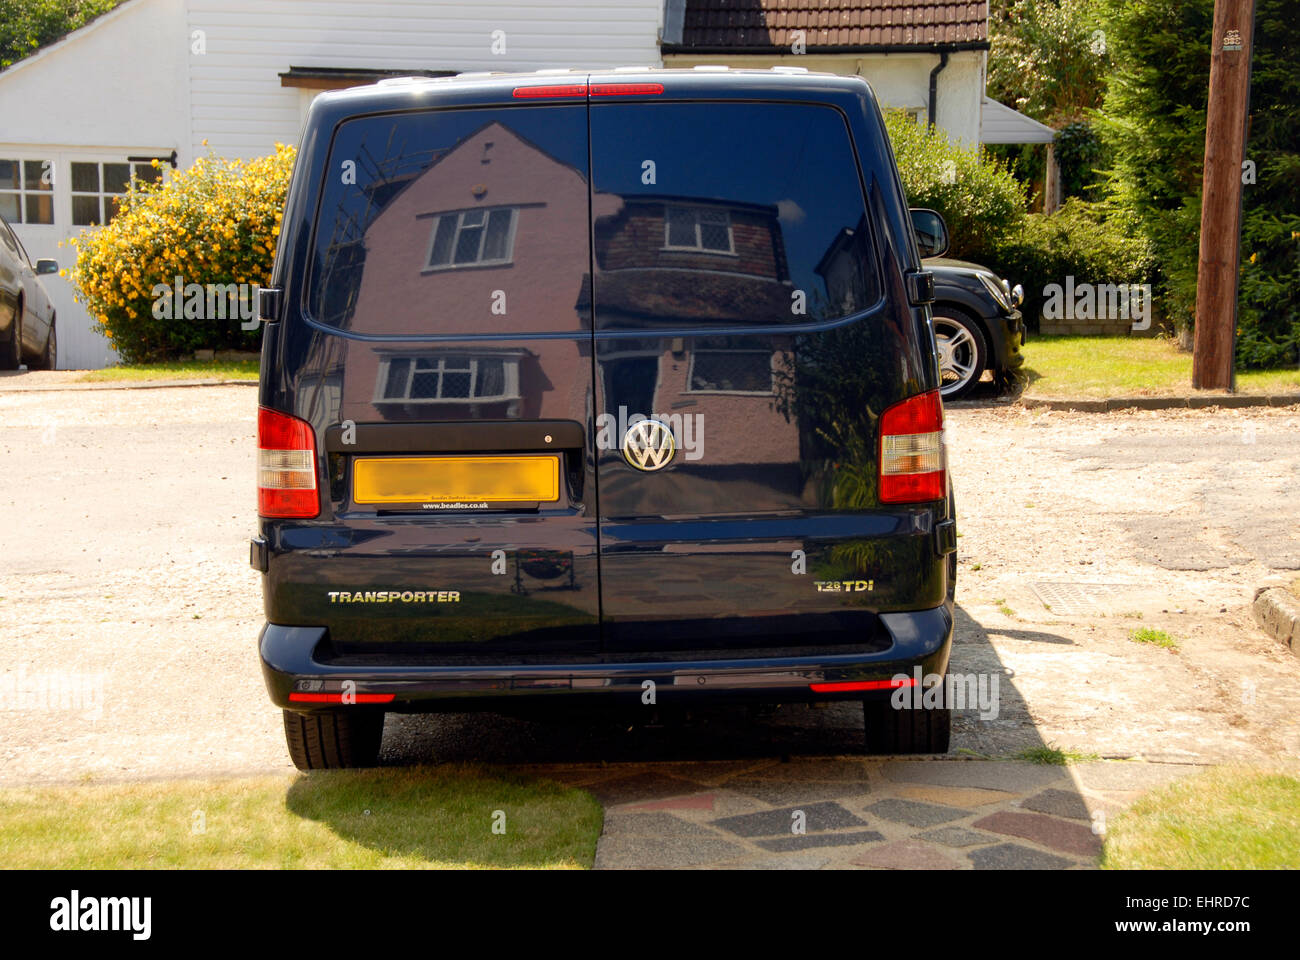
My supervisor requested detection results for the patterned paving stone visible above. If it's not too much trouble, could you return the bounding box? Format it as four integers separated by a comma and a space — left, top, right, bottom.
601, 812, 719, 838
585, 771, 707, 807
594, 836, 750, 870
713, 853, 834, 870
851, 840, 962, 870
972, 811, 1103, 857
624, 793, 716, 812
755, 830, 885, 853
724, 779, 871, 806
733, 759, 875, 783
968, 842, 1076, 870
917, 826, 1001, 848
1019, 788, 1094, 821
712, 801, 867, 838
866, 798, 969, 827
882, 760, 1065, 792
894, 784, 1015, 807
1070, 761, 1203, 791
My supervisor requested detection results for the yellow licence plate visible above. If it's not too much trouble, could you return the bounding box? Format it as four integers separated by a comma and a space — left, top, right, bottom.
353, 455, 560, 504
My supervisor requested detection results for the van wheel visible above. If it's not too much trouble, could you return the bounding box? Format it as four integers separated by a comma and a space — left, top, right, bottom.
283, 709, 384, 770
863, 697, 951, 754
933, 310, 987, 400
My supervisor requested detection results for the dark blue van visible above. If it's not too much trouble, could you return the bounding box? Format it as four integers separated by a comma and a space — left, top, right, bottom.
252, 68, 957, 768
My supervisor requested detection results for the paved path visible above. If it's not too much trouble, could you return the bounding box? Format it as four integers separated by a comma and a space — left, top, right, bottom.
521, 758, 1202, 870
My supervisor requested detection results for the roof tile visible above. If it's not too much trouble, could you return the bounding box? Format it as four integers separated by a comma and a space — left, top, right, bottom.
669, 0, 988, 50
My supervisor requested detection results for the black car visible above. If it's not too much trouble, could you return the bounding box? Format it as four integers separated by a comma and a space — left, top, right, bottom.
253, 68, 958, 768
0, 214, 57, 370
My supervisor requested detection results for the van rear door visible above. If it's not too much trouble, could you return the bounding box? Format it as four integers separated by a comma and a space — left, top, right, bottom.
268, 97, 603, 662
587, 87, 946, 658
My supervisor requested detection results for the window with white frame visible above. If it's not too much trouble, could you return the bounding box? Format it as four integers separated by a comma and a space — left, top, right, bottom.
425, 207, 517, 269
70, 160, 163, 226
687, 349, 774, 395
378, 354, 520, 403
0, 159, 54, 225
664, 205, 734, 253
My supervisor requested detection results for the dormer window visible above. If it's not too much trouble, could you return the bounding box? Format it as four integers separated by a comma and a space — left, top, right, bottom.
664, 205, 733, 253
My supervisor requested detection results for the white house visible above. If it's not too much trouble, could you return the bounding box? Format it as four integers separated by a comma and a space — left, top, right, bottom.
0, 0, 1036, 368
0, 0, 665, 368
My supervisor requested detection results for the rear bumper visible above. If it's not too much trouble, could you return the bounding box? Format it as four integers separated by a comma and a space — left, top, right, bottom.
260, 603, 954, 712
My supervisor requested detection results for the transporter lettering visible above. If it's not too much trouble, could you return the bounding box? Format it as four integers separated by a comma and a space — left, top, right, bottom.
328, 590, 461, 603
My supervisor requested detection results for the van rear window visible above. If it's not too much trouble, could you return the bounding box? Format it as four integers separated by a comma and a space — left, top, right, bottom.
589, 101, 879, 329
307, 105, 591, 335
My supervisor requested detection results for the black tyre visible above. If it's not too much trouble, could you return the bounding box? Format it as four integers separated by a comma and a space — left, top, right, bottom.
283, 709, 384, 770
1, 307, 20, 371
932, 308, 987, 400
31, 318, 55, 371
863, 696, 951, 754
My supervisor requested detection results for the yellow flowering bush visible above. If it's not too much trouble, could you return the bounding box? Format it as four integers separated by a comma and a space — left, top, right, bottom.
69, 143, 295, 362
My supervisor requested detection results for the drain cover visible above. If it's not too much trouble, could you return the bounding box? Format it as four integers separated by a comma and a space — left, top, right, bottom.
1030, 581, 1134, 616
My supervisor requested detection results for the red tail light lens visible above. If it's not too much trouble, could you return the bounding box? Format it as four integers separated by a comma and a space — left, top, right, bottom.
512, 84, 588, 98
879, 390, 946, 504
258, 406, 319, 519
590, 82, 663, 96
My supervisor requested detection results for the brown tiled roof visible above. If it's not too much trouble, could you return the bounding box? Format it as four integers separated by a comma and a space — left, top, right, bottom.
664, 0, 988, 52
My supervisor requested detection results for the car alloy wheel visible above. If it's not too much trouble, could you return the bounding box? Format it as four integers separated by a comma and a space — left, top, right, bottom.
932, 313, 986, 399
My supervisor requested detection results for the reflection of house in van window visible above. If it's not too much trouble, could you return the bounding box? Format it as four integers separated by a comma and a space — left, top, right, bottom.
374, 349, 527, 419
592, 196, 793, 327
592, 195, 798, 471
815, 216, 874, 317
318, 110, 596, 425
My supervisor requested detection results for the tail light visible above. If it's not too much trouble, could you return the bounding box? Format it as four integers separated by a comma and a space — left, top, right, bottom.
590, 82, 663, 96
512, 84, 588, 98
258, 406, 319, 518
879, 390, 946, 503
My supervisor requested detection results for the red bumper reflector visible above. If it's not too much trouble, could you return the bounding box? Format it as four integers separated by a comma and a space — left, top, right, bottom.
809, 678, 918, 693
288, 692, 396, 704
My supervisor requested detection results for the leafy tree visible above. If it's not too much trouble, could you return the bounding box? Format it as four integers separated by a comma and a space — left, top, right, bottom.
1097, 0, 1298, 366
988, 0, 1110, 125
0, 0, 127, 70
1094, 0, 1211, 341
1236, 0, 1300, 367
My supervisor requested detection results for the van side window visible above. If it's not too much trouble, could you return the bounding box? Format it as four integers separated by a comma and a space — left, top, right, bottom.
590, 101, 880, 329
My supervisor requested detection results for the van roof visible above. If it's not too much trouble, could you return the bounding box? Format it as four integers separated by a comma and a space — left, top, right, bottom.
309, 66, 874, 118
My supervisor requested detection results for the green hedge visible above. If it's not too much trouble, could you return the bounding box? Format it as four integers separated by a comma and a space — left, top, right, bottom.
69, 145, 294, 363
883, 111, 1153, 327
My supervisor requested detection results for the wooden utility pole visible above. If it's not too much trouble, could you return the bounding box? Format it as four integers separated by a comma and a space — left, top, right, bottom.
1193, 0, 1256, 390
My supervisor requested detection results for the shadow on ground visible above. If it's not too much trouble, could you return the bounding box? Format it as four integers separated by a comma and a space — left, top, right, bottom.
380, 603, 1057, 766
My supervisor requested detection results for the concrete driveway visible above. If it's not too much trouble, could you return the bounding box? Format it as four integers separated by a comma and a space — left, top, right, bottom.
1, 379, 1297, 868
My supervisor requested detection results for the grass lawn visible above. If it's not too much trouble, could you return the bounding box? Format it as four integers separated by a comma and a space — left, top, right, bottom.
78, 359, 259, 383
1022, 335, 1300, 399
1103, 767, 1300, 869
0, 765, 603, 869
